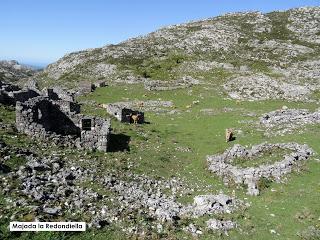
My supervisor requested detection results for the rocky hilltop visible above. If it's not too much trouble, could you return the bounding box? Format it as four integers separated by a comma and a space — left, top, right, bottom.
38, 7, 320, 101
0, 60, 37, 83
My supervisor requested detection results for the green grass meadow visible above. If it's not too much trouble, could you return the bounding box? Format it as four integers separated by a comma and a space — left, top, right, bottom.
1, 82, 320, 239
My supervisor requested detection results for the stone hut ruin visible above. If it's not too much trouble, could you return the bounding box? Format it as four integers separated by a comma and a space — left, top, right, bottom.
207, 142, 313, 195
106, 103, 145, 124
93, 80, 106, 89
42, 86, 75, 102
0, 80, 112, 152
77, 116, 110, 151
16, 96, 111, 152
0, 80, 40, 105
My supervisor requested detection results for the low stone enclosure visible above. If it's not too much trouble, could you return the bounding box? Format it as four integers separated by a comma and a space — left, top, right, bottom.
106, 103, 145, 124
144, 76, 199, 91
16, 96, 111, 152
207, 142, 313, 195
104, 100, 173, 112
260, 108, 320, 136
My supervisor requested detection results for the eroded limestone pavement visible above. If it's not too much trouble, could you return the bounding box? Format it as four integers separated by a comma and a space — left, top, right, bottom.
0, 142, 246, 235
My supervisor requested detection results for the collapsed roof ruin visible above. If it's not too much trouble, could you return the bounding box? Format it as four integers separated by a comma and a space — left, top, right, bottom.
106, 103, 145, 124
0, 80, 40, 105
0, 80, 111, 152
42, 86, 75, 102
16, 96, 111, 152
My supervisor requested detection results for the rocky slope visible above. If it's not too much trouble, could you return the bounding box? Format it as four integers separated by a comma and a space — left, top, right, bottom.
38, 7, 320, 100
0, 60, 37, 84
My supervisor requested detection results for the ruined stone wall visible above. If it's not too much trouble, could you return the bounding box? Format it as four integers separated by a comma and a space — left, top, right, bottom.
144, 77, 199, 91
0, 81, 39, 105
7, 89, 40, 103
106, 103, 144, 123
0, 90, 14, 105
16, 97, 80, 137
106, 104, 123, 121
23, 79, 39, 91
42, 87, 74, 102
16, 96, 111, 152
144, 80, 191, 91
2, 81, 110, 152
76, 116, 111, 152
207, 142, 313, 195
1, 83, 20, 92
260, 108, 320, 136
55, 100, 80, 114
75, 82, 95, 96
121, 108, 144, 123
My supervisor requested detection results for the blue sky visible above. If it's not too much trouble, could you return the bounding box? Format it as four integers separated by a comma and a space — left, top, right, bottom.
1, 0, 319, 66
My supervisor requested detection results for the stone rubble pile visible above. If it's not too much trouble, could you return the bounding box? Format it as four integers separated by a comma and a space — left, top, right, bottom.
182, 194, 241, 217
2, 154, 109, 225
207, 142, 313, 195
1, 148, 244, 232
103, 176, 242, 222
16, 157, 98, 209
272, 59, 320, 84
184, 215, 237, 236
206, 218, 236, 233
103, 175, 182, 222
183, 223, 203, 236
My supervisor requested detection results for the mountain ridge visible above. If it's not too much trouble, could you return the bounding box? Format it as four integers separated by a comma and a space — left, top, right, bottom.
0, 60, 37, 84
37, 6, 319, 101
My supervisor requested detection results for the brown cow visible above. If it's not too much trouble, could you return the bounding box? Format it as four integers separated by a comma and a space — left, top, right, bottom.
130, 113, 141, 124
225, 128, 234, 142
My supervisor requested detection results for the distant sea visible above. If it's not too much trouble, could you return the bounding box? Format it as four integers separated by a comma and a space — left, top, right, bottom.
22, 62, 47, 70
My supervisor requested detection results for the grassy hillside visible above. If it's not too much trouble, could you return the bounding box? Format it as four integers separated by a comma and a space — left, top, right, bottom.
1, 80, 320, 239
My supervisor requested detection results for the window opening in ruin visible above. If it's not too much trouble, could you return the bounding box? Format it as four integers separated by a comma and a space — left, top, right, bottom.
82, 119, 92, 131
38, 109, 43, 120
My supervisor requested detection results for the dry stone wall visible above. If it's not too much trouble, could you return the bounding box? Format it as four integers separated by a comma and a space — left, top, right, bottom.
0, 80, 40, 105
144, 76, 199, 91
16, 96, 111, 152
106, 103, 144, 123
260, 108, 320, 136
207, 142, 313, 195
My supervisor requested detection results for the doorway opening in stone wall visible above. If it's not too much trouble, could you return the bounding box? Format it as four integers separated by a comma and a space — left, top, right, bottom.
82, 118, 92, 131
